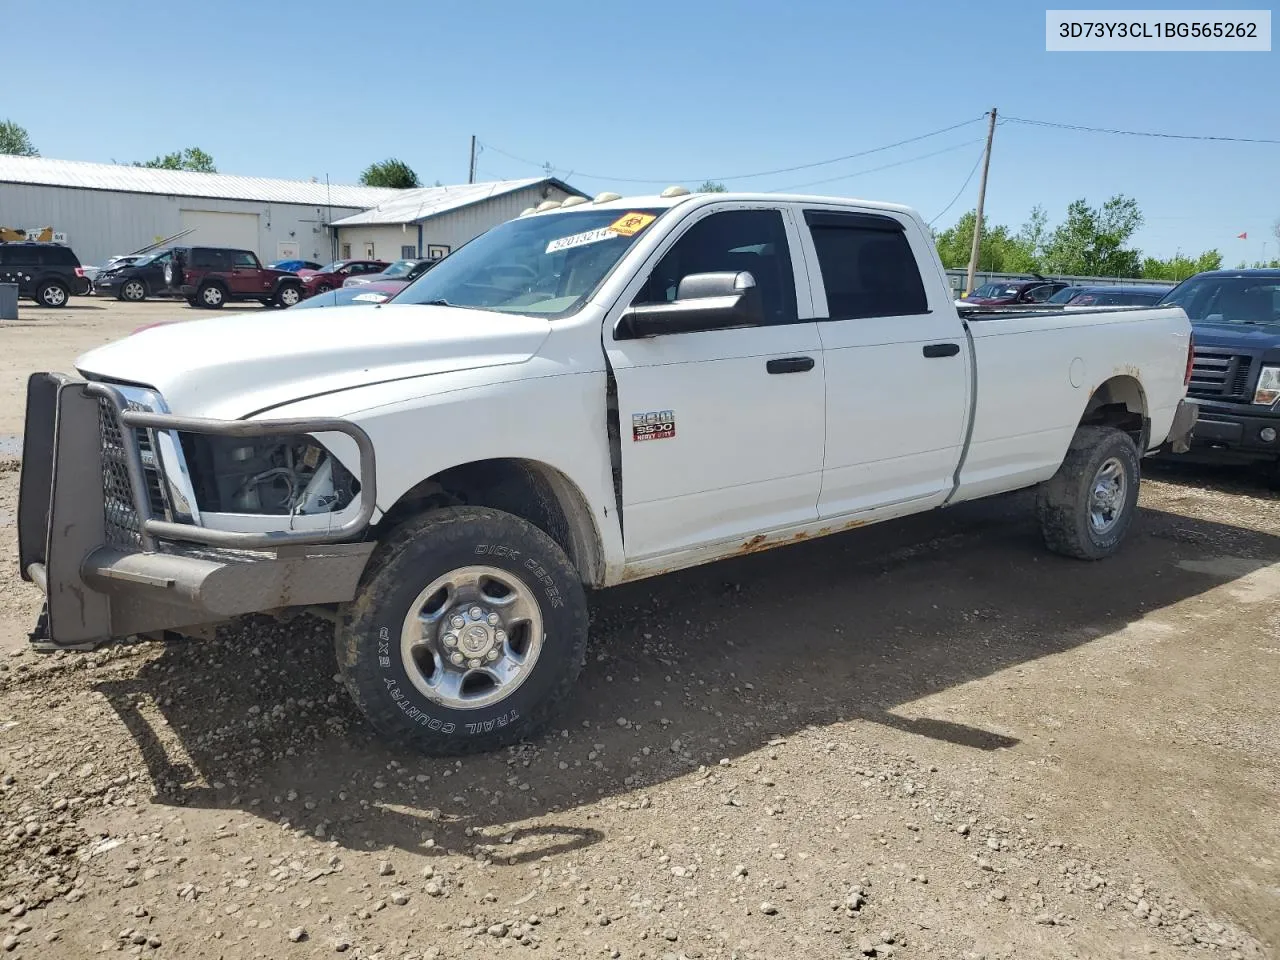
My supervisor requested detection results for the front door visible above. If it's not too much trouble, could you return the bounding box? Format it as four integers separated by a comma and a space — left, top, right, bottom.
796, 207, 971, 517
605, 205, 826, 560
229, 251, 270, 297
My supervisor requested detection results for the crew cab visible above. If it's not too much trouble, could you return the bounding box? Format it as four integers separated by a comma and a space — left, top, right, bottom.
17, 189, 1196, 756
1159, 269, 1280, 470
167, 246, 305, 309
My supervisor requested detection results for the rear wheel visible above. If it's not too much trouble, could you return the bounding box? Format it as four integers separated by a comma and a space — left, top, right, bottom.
197, 283, 225, 309
120, 279, 147, 302
1037, 425, 1141, 560
336, 507, 589, 756
35, 280, 70, 308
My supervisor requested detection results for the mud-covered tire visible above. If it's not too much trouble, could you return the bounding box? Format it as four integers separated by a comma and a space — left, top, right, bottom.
1037, 425, 1141, 560
336, 507, 589, 756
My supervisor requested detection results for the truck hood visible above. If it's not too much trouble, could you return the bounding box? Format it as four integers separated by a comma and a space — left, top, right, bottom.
76, 303, 551, 419
1192, 319, 1280, 351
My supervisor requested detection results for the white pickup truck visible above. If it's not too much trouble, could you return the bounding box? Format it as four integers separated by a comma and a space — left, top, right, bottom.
18, 189, 1197, 755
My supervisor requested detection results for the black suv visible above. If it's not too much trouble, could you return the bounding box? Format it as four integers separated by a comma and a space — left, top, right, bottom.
1159, 270, 1280, 471
0, 242, 91, 308
167, 246, 304, 309
94, 248, 177, 302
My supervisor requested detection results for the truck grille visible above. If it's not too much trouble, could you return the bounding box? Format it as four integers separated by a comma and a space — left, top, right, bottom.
98, 398, 172, 548
1187, 350, 1253, 402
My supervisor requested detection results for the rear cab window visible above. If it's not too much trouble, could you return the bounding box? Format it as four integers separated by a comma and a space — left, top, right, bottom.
801, 210, 928, 320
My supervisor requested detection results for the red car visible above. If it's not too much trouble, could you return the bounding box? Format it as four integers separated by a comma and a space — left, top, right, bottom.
962, 278, 1069, 306
169, 246, 305, 309
299, 259, 389, 297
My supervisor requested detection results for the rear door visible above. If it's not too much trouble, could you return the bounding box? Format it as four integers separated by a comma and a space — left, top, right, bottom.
796, 207, 971, 517
605, 204, 826, 559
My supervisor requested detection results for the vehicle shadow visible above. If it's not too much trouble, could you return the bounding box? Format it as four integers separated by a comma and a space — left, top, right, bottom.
94, 491, 1280, 862
1145, 457, 1279, 498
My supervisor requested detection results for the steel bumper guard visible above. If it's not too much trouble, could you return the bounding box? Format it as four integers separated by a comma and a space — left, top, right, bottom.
18, 373, 378, 650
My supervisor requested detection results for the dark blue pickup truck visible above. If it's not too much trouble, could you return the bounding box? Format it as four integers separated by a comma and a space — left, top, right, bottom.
1160, 270, 1280, 473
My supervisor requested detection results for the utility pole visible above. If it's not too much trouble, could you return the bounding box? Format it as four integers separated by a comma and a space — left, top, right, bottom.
965, 107, 998, 297
468, 136, 477, 184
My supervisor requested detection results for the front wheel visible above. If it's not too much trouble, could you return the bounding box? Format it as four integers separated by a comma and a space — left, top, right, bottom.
1037, 425, 1141, 560
274, 284, 302, 308
120, 279, 147, 302
336, 507, 589, 756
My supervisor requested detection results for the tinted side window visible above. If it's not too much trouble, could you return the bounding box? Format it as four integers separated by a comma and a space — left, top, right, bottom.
634, 209, 797, 325
4, 247, 41, 267
192, 249, 229, 270
231, 251, 258, 268
40, 246, 78, 266
805, 211, 927, 320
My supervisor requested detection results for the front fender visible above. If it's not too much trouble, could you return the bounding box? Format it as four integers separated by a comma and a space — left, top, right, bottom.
257, 360, 626, 582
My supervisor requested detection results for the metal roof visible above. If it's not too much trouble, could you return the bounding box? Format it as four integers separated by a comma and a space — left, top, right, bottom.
0, 154, 404, 208
328, 178, 587, 226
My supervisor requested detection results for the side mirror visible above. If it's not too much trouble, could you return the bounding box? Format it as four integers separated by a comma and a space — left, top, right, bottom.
615, 271, 764, 340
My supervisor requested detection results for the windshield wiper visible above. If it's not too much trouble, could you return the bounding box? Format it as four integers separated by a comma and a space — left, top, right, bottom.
419, 299, 454, 307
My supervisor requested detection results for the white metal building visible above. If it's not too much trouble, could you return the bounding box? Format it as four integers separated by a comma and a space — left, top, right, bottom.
0, 155, 403, 267
329, 178, 586, 262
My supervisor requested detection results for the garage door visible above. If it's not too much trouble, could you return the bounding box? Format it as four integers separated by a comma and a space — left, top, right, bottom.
180, 210, 260, 256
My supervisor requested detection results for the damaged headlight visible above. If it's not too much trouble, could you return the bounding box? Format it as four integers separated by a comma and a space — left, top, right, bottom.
179, 433, 359, 516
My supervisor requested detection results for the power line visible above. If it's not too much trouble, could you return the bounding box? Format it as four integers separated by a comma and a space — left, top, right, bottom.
477, 115, 988, 186
928, 147, 987, 226
770, 138, 987, 192
1003, 115, 1280, 145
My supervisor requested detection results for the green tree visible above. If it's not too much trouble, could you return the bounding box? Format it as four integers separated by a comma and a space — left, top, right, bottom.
1141, 250, 1223, 281
360, 158, 421, 189
933, 210, 1037, 273
0, 119, 38, 156
698, 180, 728, 193
136, 147, 217, 173
1042, 195, 1144, 277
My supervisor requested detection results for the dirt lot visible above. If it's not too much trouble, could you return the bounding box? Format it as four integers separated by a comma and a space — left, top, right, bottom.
0, 299, 1277, 960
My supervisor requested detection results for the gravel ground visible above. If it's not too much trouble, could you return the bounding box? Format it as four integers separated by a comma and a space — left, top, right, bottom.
0, 300, 1277, 959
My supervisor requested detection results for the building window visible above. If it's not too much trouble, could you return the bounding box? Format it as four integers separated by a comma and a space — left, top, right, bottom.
364, 242, 375, 258
401, 245, 416, 259
340, 243, 351, 259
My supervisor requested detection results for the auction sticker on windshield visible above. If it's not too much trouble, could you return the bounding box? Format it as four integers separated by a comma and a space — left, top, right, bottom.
609, 212, 657, 236
545, 228, 620, 254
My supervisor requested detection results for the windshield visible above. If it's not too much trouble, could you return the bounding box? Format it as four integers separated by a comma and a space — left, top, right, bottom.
382, 260, 416, 277
1159, 277, 1280, 325
970, 283, 1018, 299
134, 251, 169, 266
316, 261, 344, 274
395, 208, 666, 318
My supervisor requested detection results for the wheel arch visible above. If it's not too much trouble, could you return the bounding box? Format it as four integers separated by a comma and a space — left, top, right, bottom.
376, 457, 606, 587
1079, 374, 1149, 449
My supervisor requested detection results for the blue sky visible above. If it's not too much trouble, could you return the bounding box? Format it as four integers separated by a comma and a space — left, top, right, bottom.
8, 0, 1278, 260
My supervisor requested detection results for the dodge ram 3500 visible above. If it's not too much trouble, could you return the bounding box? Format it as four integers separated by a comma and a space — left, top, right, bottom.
18, 189, 1198, 755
